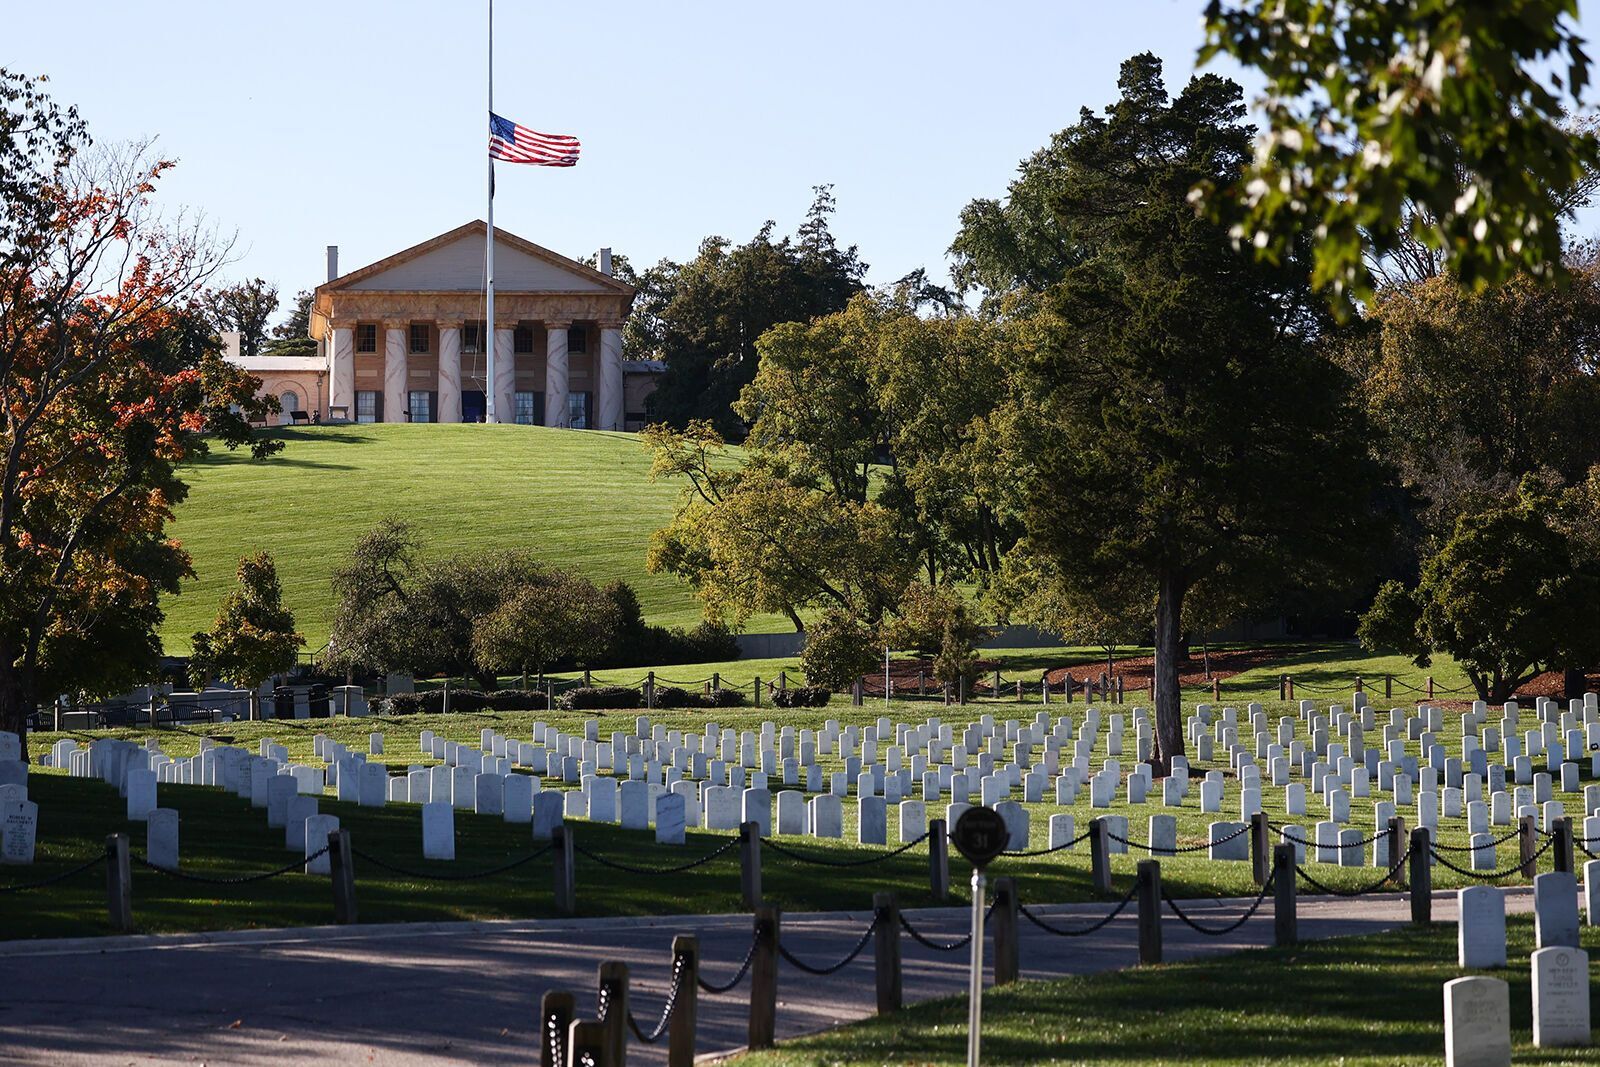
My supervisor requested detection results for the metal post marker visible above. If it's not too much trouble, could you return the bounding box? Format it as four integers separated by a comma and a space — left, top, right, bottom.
949, 806, 1008, 1067
966, 866, 986, 1067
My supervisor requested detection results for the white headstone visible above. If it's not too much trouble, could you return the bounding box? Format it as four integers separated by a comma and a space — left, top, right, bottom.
304, 814, 338, 874
1457, 885, 1507, 969
1534, 871, 1581, 949
1444, 975, 1511, 1067
146, 808, 179, 871
0, 799, 38, 865
655, 792, 686, 845
422, 801, 456, 861
1532, 946, 1591, 1047
125, 768, 156, 821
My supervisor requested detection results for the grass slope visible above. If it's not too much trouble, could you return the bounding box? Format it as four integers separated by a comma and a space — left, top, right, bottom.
729, 918, 1600, 1066
163, 424, 777, 653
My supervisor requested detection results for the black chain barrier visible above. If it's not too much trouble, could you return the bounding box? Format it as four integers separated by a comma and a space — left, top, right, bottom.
1429, 826, 1524, 852
1105, 828, 1242, 854
1001, 828, 1093, 857
133, 847, 328, 884
1267, 822, 1389, 849
0, 853, 106, 894
1017, 879, 1141, 937
574, 837, 737, 876
777, 915, 880, 976
349, 843, 551, 881
760, 833, 927, 868
1161, 874, 1276, 936
897, 912, 972, 952
1428, 838, 1552, 881
696, 928, 762, 994
1294, 845, 1411, 897
625, 952, 687, 1044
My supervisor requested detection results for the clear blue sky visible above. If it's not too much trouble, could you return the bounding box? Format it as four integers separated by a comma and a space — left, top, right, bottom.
6, 2, 1594, 324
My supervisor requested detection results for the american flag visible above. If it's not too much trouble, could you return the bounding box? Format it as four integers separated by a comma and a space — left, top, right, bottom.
489, 113, 580, 167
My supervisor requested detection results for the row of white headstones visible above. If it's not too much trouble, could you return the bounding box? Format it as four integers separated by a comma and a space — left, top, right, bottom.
6, 690, 1599, 874
1446, 877, 1593, 1062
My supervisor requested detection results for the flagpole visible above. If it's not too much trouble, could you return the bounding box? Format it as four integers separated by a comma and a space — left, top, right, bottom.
485, 0, 497, 424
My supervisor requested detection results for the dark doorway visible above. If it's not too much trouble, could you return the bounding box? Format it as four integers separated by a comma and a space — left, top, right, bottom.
462, 390, 486, 423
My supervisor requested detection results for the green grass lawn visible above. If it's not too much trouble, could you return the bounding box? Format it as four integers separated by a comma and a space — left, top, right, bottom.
8, 637, 1584, 940
728, 917, 1600, 1066
162, 423, 784, 654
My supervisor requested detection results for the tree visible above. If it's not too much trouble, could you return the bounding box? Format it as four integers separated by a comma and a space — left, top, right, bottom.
880, 581, 992, 689
993, 547, 1151, 681
1018, 55, 1389, 772
1358, 480, 1600, 701
202, 277, 277, 358
645, 186, 867, 436
188, 553, 303, 707
1336, 267, 1600, 535
471, 570, 618, 678
644, 421, 913, 630
272, 289, 312, 340
0, 71, 277, 754
1200, 0, 1600, 306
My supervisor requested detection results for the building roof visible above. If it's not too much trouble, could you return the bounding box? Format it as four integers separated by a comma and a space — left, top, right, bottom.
311, 221, 633, 339
230, 355, 327, 373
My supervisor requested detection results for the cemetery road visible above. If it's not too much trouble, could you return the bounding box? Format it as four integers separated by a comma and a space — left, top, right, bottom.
0, 889, 1535, 1064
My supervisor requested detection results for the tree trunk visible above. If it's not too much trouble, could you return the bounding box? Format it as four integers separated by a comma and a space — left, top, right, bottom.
1564, 667, 1587, 703
1152, 569, 1187, 776
0, 647, 36, 763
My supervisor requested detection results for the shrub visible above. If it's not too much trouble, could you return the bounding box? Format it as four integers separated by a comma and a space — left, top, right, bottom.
800, 608, 878, 690
376, 688, 549, 715
773, 685, 831, 708
558, 685, 641, 710
648, 685, 746, 709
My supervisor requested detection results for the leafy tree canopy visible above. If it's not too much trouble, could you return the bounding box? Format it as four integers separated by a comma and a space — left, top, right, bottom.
188, 552, 303, 691
1201, 0, 1600, 307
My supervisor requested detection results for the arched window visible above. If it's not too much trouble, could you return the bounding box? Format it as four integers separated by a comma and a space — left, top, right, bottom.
280, 390, 299, 424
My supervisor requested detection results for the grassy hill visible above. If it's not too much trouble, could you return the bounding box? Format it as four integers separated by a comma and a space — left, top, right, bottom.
161, 424, 772, 654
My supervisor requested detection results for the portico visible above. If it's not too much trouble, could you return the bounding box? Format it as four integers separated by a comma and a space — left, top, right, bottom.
309, 221, 635, 428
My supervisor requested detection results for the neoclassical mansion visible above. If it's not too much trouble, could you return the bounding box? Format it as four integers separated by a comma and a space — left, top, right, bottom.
232, 221, 662, 429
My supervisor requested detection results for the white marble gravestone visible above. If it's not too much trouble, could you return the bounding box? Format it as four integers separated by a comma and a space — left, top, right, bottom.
146, 808, 179, 871
422, 802, 455, 861
303, 814, 338, 875
1532, 946, 1591, 1047
1534, 871, 1581, 949
0, 799, 38, 865
1444, 975, 1511, 1067
1457, 885, 1506, 969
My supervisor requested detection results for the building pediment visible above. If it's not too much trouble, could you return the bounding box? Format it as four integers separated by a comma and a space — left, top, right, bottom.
312, 221, 632, 336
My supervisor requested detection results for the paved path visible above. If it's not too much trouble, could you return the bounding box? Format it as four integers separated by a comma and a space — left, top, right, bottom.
0, 888, 1536, 1065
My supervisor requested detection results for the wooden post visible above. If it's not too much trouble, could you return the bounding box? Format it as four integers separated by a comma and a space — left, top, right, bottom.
328, 828, 357, 925
539, 991, 574, 1067
1137, 860, 1162, 965
739, 821, 762, 909
1385, 674, 1392, 700
918, 670, 926, 696
991, 877, 1019, 985
565, 1020, 605, 1067
668, 935, 698, 1067
1408, 827, 1432, 925
928, 818, 950, 902
583, 669, 592, 688
852, 678, 864, 706
748, 906, 779, 1050
645, 671, 655, 710
1116, 675, 1125, 703
1015, 680, 1023, 702
1287, 675, 1294, 701
1519, 815, 1538, 878
598, 961, 628, 1067
993, 669, 1002, 695
712, 671, 721, 693
1427, 675, 1435, 700
1272, 843, 1297, 945
1354, 674, 1363, 695
1040, 673, 1049, 704
443, 677, 450, 715
873, 892, 902, 1015
1211, 677, 1220, 702
778, 670, 787, 692
1089, 817, 1113, 895
1388, 815, 1407, 886
105, 833, 132, 933
546, 681, 554, 712
1250, 811, 1271, 886
753, 676, 761, 707
1278, 673, 1286, 701
1553, 817, 1574, 874
553, 824, 576, 916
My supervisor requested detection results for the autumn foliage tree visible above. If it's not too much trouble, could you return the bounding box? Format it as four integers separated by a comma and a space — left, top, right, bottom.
0, 70, 277, 755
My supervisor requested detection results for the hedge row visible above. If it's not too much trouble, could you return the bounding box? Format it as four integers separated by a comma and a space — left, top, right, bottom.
773, 686, 832, 708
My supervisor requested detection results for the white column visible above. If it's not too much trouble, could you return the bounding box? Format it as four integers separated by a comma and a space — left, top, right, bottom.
383, 325, 407, 424
544, 322, 569, 428
493, 328, 515, 424
330, 327, 354, 419
437, 326, 462, 424
597, 324, 624, 431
